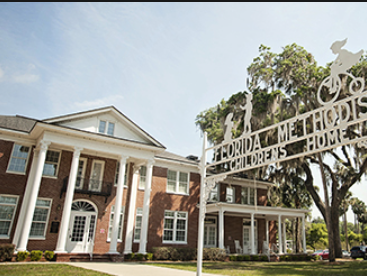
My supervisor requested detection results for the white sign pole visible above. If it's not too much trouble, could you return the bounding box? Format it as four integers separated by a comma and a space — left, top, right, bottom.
197, 132, 207, 276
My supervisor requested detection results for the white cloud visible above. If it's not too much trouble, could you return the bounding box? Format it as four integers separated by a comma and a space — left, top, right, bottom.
71, 94, 125, 111
12, 73, 39, 83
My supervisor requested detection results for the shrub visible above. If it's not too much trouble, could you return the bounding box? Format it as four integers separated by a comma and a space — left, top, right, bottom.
124, 253, 135, 260
203, 248, 226, 261
260, 255, 268, 261
145, 253, 153, 261
30, 250, 43, 261
44, 251, 55, 261
0, 244, 15, 262
152, 247, 170, 260
135, 253, 145, 261
251, 255, 259, 261
178, 248, 196, 261
229, 255, 237, 261
16, 251, 29, 262
243, 255, 251, 261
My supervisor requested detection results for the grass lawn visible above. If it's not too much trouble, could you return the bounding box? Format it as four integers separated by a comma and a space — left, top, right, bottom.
146, 260, 367, 276
0, 263, 111, 276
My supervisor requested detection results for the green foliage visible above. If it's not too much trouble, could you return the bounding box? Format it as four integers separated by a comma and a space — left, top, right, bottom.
0, 244, 15, 261
145, 253, 153, 261
30, 250, 43, 261
152, 247, 196, 261
135, 253, 145, 261
251, 255, 259, 261
124, 253, 135, 260
44, 250, 55, 261
306, 223, 328, 250
260, 255, 268, 261
16, 251, 29, 262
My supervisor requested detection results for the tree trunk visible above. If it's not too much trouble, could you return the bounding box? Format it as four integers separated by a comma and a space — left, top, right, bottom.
331, 206, 342, 258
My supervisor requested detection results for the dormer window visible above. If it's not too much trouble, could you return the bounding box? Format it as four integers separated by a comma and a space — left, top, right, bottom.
98, 120, 115, 136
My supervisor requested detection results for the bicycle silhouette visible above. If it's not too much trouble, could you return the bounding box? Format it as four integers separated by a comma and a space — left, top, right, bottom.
317, 39, 364, 106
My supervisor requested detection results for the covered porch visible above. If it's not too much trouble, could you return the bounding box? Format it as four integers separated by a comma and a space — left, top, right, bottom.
205, 202, 309, 255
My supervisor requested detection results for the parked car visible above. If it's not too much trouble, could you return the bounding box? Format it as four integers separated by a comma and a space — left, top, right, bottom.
350, 246, 367, 259
342, 250, 350, 258
312, 249, 326, 260
320, 249, 329, 260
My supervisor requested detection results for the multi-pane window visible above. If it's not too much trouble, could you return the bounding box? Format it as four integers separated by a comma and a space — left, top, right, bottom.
30, 198, 52, 238
226, 187, 235, 203
208, 184, 219, 202
167, 170, 189, 194
0, 195, 18, 238
42, 150, 61, 177
241, 187, 255, 205
133, 208, 143, 242
107, 205, 124, 242
138, 166, 147, 189
98, 120, 115, 136
114, 162, 128, 187
7, 144, 30, 174
163, 210, 187, 243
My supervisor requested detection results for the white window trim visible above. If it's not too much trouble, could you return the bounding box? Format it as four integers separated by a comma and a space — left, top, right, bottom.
114, 162, 129, 188
208, 184, 219, 202
29, 198, 52, 240
98, 120, 115, 136
204, 216, 217, 248
75, 157, 87, 190
166, 170, 189, 195
0, 194, 19, 239
138, 166, 147, 190
6, 144, 31, 175
226, 186, 235, 203
162, 210, 188, 244
89, 160, 105, 192
42, 149, 61, 178
107, 205, 125, 242
241, 186, 256, 205
133, 208, 143, 243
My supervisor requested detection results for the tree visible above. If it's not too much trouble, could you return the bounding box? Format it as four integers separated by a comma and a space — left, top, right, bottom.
339, 191, 353, 251
306, 223, 328, 251
195, 43, 367, 262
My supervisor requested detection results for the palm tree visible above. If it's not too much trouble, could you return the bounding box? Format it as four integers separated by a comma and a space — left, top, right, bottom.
340, 191, 353, 251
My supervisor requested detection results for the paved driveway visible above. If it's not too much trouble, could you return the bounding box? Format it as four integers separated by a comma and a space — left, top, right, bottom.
68, 262, 221, 276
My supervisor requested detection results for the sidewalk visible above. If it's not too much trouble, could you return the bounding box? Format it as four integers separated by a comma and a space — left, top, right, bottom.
68, 262, 221, 276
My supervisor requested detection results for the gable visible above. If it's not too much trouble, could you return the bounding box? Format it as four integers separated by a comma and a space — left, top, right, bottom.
43, 106, 165, 148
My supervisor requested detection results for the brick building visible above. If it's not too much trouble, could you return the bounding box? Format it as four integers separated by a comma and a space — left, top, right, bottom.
0, 106, 308, 259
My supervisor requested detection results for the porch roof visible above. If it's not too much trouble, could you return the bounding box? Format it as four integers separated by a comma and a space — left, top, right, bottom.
205, 202, 309, 220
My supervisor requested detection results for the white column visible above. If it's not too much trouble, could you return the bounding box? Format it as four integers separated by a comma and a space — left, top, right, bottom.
17, 140, 50, 251
139, 159, 154, 254
265, 219, 269, 251
124, 165, 140, 254
109, 156, 128, 254
13, 148, 39, 247
283, 221, 287, 253
251, 213, 255, 254
302, 215, 307, 253
55, 147, 83, 253
218, 208, 224, 249
278, 215, 283, 254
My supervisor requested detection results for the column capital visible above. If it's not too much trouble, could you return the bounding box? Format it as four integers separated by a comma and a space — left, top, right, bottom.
38, 140, 51, 151
119, 155, 129, 163
145, 158, 155, 167
73, 147, 83, 158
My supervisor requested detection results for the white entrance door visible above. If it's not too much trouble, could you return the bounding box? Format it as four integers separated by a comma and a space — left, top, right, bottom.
243, 221, 257, 254
203, 217, 217, 248
66, 202, 97, 253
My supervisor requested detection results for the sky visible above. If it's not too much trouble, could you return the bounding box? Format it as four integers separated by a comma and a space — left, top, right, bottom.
1, 2, 367, 223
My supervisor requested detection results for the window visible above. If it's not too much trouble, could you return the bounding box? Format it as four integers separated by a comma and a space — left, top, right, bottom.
241, 187, 255, 205
133, 208, 143, 242
29, 198, 51, 239
167, 170, 189, 194
208, 184, 219, 202
114, 162, 128, 187
75, 158, 87, 189
163, 210, 187, 243
42, 150, 61, 177
107, 205, 124, 242
7, 144, 30, 174
138, 166, 147, 189
98, 120, 115, 136
0, 195, 18, 238
226, 186, 235, 203
89, 160, 105, 192
204, 217, 217, 248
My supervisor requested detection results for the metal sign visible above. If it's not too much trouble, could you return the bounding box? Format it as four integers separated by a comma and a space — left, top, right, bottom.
196, 39, 366, 275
